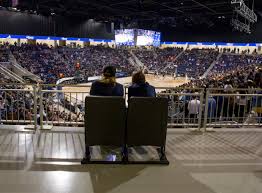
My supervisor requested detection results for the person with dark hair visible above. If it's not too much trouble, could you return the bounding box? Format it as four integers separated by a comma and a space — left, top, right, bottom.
128, 71, 156, 99
90, 66, 124, 96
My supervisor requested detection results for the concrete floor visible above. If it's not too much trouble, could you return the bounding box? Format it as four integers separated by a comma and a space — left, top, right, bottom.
0, 126, 262, 193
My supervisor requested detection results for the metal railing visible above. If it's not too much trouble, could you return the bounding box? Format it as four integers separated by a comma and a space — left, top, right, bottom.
40, 88, 88, 128
157, 91, 204, 128
37, 84, 91, 128
1, 84, 262, 130
203, 88, 262, 128
0, 86, 37, 128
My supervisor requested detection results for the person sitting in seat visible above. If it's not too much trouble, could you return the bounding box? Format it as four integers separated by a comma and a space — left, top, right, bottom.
128, 71, 156, 99
90, 66, 124, 96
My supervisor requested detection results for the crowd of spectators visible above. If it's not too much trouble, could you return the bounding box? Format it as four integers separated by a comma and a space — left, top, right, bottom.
9, 44, 135, 83
173, 48, 219, 78
164, 61, 262, 124
59, 46, 134, 77
0, 45, 9, 62
133, 47, 183, 72
211, 53, 262, 76
0, 78, 84, 125
180, 65, 258, 89
0, 74, 33, 123
4, 43, 261, 84
42, 97, 84, 125
133, 48, 219, 78
0, 72, 84, 124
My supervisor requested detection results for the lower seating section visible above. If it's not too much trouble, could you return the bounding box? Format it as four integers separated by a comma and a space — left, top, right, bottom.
0, 75, 83, 125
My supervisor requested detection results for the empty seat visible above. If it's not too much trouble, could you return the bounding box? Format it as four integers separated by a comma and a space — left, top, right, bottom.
81, 96, 126, 164
126, 97, 169, 164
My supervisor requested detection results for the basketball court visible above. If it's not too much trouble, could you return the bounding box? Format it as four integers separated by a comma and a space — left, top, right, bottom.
62, 74, 189, 102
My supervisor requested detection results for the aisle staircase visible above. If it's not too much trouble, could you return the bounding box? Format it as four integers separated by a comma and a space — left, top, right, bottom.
159, 49, 185, 73
9, 52, 42, 82
129, 50, 146, 70
200, 53, 222, 79
128, 57, 139, 70
0, 63, 25, 83
152, 49, 158, 58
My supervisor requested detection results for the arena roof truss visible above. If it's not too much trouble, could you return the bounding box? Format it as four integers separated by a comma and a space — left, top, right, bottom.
3, 0, 262, 30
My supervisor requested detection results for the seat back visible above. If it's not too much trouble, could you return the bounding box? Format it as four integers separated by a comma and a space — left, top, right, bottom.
126, 97, 168, 146
85, 96, 126, 146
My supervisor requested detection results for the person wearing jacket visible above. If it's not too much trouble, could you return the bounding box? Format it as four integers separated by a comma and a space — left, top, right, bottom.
128, 71, 156, 99
90, 66, 124, 96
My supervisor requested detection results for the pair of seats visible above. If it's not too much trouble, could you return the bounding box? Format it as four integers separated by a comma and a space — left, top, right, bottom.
81, 96, 169, 165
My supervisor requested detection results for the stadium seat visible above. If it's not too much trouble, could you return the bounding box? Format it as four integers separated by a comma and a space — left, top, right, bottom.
126, 97, 169, 165
81, 96, 126, 164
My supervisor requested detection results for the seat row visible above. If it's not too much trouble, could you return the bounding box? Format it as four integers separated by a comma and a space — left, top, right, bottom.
81, 96, 169, 165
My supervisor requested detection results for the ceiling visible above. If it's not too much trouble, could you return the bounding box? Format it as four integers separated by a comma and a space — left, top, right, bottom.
3, 0, 262, 29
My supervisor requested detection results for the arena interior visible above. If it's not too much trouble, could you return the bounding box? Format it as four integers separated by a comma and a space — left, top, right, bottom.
1, 0, 262, 193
